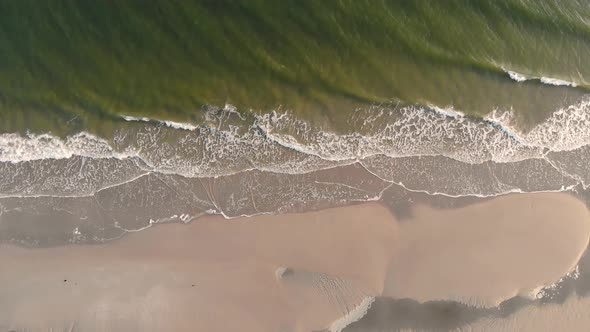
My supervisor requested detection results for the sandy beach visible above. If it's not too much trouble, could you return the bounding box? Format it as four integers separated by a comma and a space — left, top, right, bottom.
384, 192, 590, 307
2, 192, 590, 332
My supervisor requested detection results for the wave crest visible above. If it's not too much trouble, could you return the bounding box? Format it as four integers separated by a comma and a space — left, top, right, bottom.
3, 97, 590, 173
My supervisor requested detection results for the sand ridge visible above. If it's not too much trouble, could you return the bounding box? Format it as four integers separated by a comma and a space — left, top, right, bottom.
384, 192, 590, 307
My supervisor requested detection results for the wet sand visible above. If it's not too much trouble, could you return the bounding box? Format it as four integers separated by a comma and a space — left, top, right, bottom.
1, 193, 589, 331
385, 192, 590, 307
1, 204, 396, 332
458, 295, 590, 331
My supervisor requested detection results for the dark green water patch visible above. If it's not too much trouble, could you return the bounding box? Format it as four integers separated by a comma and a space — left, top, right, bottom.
0, 0, 588, 134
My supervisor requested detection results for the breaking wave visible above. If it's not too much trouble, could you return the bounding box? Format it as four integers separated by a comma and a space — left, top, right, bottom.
505, 69, 580, 88
3, 96, 590, 169
3, 98, 590, 245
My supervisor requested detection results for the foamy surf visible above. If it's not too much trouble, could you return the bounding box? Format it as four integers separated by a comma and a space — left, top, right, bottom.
541, 77, 578, 87
529, 265, 581, 301
161, 120, 199, 131
507, 70, 529, 82
2, 97, 590, 200
121, 114, 199, 131
328, 296, 375, 332
0, 132, 132, 163
428, 104, 466, 118
5, 97, 590, 167
121, 115, 150, 122
121, 104, 242, 131
505, 69, 578, 87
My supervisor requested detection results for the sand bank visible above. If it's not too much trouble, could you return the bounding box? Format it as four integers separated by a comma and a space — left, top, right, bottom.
0, 203, 396, 332
385, 192, 590, 307
1, 193, 589, 331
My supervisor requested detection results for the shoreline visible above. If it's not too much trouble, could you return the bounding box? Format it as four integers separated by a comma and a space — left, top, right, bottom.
2, 192, 590, 331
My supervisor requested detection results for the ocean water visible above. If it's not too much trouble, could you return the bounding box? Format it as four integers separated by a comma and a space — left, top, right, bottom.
4, 2, 590, 331
1, 1, 590, 242
2, 1, 590, 132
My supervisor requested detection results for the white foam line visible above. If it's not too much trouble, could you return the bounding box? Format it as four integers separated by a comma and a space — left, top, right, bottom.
4, 124, 590, 172
0, 160, 365, 199
252, 159, 358, 176
162, 120, 199, 131
357, 159, 579, 199
113, 210, 215, 233
10, 95, 590, 168
0, 172, 152, 199
4, 99, 590, 198
0, 132, 135, 163
313, 180, 373, 194
121, 114, 200, 131
217, 209, 276, 220
121, 115, 150, 122
0, 156, 582, 201
396, 180, 577, 199
540, 77, 578, 87
507, 70, 529, 82
542, 155, 589, 189
526, 234, 590, 301
109, 187, 389, 236
428, 104, 465, 118
504, 69, 578, 87
94, 172, 153, 194
483, 110, 526, 143
329, 296, 375, 332
114, 221, 154, 233
259, 119, 555, 165
530, 265, 581, 301
259, 129, 354, 162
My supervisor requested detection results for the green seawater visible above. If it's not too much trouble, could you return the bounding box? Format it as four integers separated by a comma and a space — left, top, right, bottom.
1, 0, 589, 135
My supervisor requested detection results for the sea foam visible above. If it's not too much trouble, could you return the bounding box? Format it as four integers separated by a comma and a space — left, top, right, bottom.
507, 70, 529, 82
505, 69, 578, 87
0, 132, 128, 163
329, 296, 375, 332
2, 97, 590, 181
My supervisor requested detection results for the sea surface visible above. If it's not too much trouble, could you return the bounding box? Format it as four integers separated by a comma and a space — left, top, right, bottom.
3, 2, 590, 331
1, 0, 590, 242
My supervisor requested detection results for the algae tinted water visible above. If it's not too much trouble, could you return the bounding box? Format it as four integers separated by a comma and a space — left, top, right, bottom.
1, 0, 590, 134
